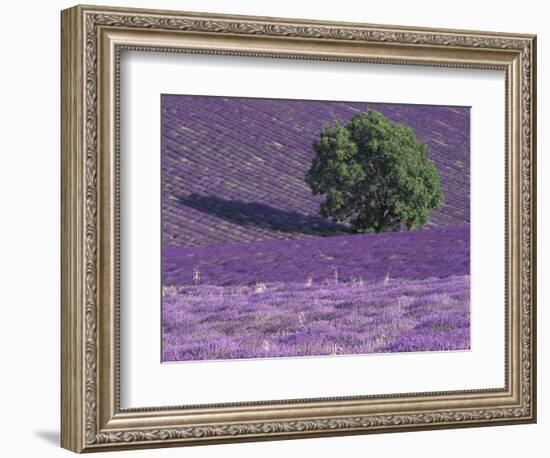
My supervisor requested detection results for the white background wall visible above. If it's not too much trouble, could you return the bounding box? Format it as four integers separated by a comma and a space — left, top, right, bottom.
0, 0, 546, 456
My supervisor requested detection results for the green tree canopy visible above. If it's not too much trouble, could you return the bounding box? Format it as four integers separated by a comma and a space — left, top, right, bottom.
306, 110, 444, 233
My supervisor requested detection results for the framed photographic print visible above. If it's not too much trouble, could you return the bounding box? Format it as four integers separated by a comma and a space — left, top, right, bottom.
61, 4, 537, 453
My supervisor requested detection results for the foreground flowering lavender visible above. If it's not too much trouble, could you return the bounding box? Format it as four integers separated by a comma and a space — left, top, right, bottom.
162, 275, 469, 361
162, 227, 470, 361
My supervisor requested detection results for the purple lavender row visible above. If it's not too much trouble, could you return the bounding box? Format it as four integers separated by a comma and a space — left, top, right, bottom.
163, 225, 469, 287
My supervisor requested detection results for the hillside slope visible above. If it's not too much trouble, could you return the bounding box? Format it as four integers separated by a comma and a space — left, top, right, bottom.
162, 95, 470, 248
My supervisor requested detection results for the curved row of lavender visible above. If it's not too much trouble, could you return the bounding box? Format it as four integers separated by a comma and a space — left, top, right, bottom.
161, 95, 470, 362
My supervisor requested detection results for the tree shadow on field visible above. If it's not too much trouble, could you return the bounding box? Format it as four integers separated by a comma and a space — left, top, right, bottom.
177, 193, 351, 237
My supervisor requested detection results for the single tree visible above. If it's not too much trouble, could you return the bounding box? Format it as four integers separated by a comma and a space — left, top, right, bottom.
306, 110, 444, 233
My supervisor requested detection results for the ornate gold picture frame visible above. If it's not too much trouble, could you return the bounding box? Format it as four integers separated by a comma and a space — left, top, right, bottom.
61, 4, 536, 453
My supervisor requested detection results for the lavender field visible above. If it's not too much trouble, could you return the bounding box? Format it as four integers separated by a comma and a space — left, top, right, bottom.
163, 276, 469, 362
161, 95, 471, 362
162, 96, 469, 248
163, 226, 469, 288
162, 228, 470, 361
